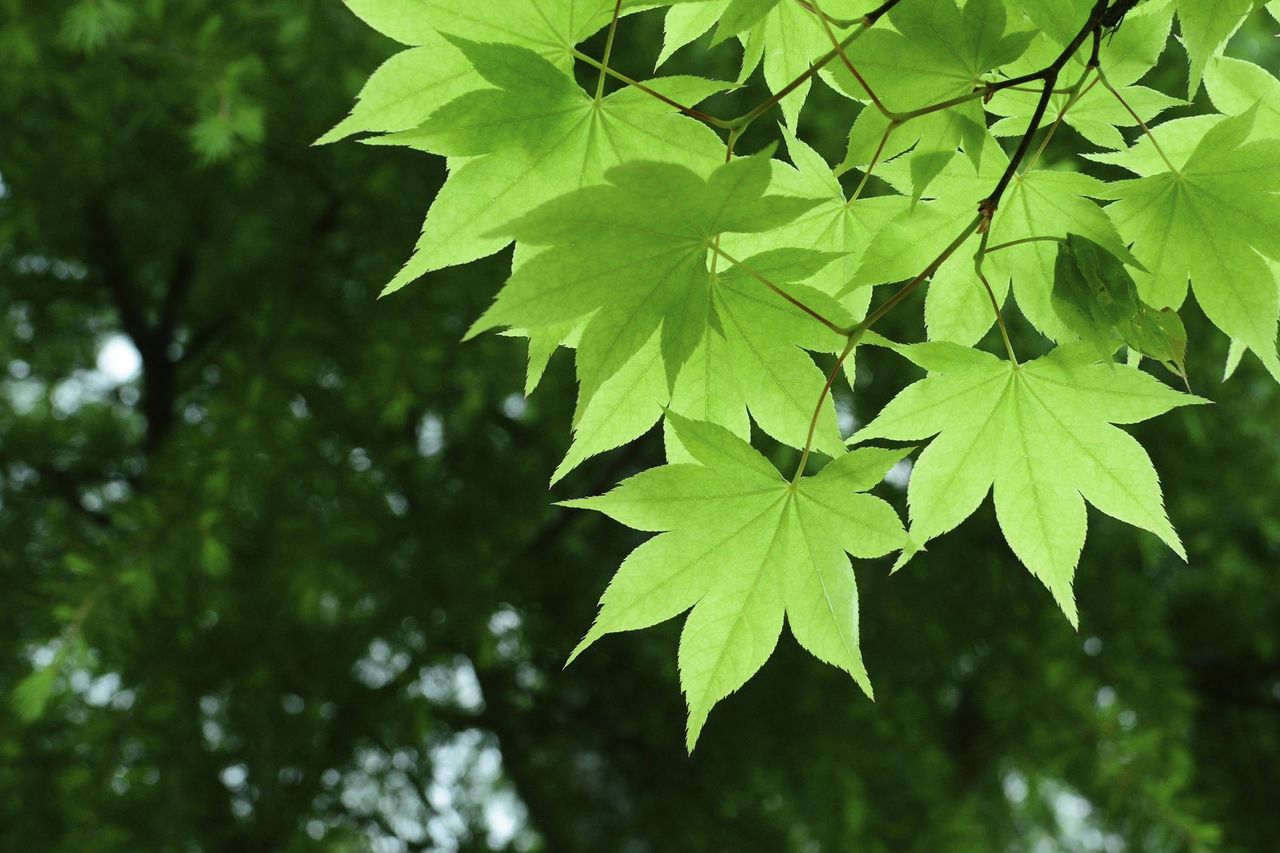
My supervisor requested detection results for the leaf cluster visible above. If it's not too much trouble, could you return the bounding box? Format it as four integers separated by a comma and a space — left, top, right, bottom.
330, 0, 1280, 747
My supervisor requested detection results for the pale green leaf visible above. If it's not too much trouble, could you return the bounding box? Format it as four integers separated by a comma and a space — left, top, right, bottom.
567, 414, 905, 748
827, 0, 1034, 197
551, 330, 669, 484
658, 1, 726, 67
854, 345, 1205, 626
374, 42, 726, 289
1100, 109, 1280, 380
472, 155, 824, 409
342, 0, 436, 45
317, 37, 478, 145
1204, 55, 1280, 136
1175, 0, 1255, 97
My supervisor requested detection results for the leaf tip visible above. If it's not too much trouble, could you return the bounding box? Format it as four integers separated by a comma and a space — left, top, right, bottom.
1061, 598, 1080, 631
684, 718, 704, 754
890, 537, 923, 574
462, 310, 500, 342
563, 632, 597, 669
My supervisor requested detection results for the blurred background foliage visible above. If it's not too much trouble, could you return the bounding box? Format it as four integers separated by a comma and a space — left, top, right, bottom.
1, 1, 1278, 850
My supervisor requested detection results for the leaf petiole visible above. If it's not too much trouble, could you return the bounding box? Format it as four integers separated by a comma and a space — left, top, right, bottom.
594, 0, 624, 101
710, 245, 854, 337
1096, 66, 1181, 176
974, 230, 1019, 366
725, 0, 905, 149
571, 50, 736, 129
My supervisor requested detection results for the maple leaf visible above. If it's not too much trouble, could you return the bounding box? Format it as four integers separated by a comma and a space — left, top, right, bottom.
1099, 109, 1280, 380
853, 343, 1205, 626
707, 250, 853, 456
545, 247, 850, 482
341, 0, 639, 70
711, 0, 782, 45
315, 30, 479, 145
469, 154, 824, 417
322, 0, 649, 150
1009, 0, 1096, 48
372, 39, 726, 290
341, 0, 444, 46
564, 414, 908, 750
1173, 0, 1258, 97
729, 128, 908, 306
422, 0, 627, 67
660, 0, 866, 125
829, 0, 1034, 196
1052, 234, 1188, 379
1205, 55, 1280, 138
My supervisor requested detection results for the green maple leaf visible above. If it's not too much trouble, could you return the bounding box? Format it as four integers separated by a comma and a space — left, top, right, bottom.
373, 39, 725, 291
726, 130, 908, 389
1100, 109, 1280, 380
343, 0, 633, 67
316, 30, 479, 145
552, 329, 671, 484
658, 2, 726, 67
1204, 55, 1280, 137
730, 129, 908, 305
1007, 0, 1094, 48
424, 0, 625, 67
660, 0, 761, 86
664, 329, 752, 457
1174, 0, 1259, 97
853, 343, 1205, 626
546, 247, 850, 482
857, 0, 1034, 102
564, 414, 908, 750
327, 0, 642, 153
661, 0, 864, 126
751, 0, 870, 128
709, 250, 853, 457
470, 154, 823, 414
341, 0, 441, 46
829, 0, 1033, 196
711, 0, 781, 45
